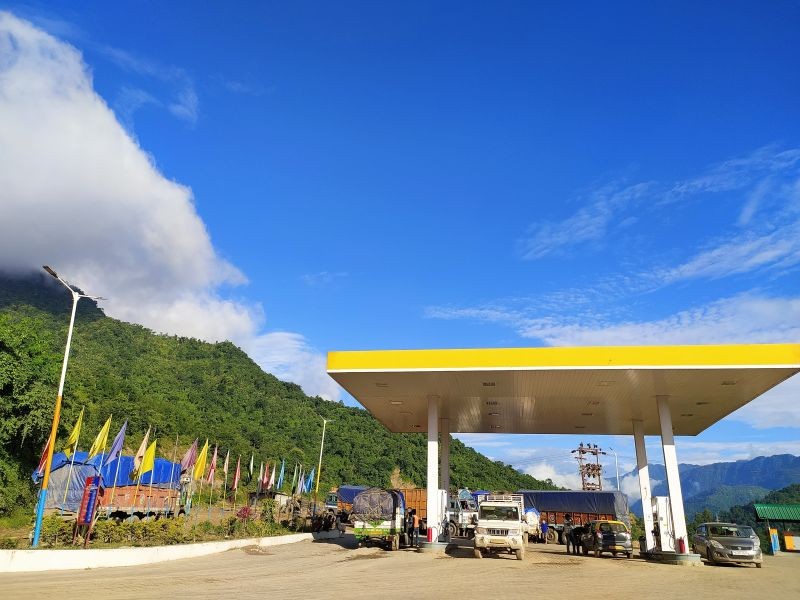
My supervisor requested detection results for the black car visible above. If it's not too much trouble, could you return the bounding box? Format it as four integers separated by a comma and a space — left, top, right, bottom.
580, 520, 633, 558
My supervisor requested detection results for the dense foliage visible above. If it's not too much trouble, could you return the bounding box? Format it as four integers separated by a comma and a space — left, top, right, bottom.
0, 274, 556, 517
718, 483, 800, 531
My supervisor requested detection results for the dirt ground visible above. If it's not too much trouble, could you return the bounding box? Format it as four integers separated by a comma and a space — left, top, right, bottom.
2, 535, 798, 600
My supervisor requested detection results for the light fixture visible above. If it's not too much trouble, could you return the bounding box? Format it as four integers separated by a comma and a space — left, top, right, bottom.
597, 381, 616, 387
581, 412, 593, 416
375, 382, 388, 388
721, 380, 737, 386
490, 425, 501, 429
413, 424, 421, 428
399, 411, 412, 415
390, 400, 403, 405
488, 412, 500, 417
696, 401, 709, 406
680, 413, 694, 417
574, 425, 586, 429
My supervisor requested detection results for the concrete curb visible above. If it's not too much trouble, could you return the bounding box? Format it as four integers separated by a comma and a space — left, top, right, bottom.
0, 532, 313, 573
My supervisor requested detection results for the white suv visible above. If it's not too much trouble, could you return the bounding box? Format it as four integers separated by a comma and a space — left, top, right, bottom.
473, 494, 525, 560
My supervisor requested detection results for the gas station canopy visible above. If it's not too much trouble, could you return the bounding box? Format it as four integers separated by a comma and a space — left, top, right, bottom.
328, 344, 800, 436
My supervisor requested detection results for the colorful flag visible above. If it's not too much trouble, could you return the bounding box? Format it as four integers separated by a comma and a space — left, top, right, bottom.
33, 436, 52, 483
232, 456, 241, 490
257, 462, 264, 493
180, 439, 198, 474
267, 462, 276, 490
261, 462, 270, 489
104, 420, 127, 466
131, 426, 151, 478
87, 415, 112, 458
62, 407, 84, 458
207, 445, 218, 484
290, 463, 298, 491
193, 439, 209, 481
276, 459, 285, 490
137, 439, 157, 479
297, 472, 305, 495
247, 453, 254, 484
222, 449, 230, 476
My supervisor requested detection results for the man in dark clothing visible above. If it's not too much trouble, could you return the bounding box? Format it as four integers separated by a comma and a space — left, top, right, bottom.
563, 514, 574, 554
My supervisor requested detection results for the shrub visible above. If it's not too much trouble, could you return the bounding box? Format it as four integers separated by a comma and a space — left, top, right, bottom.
0, 537, 18, 549
40, 515, 72, 547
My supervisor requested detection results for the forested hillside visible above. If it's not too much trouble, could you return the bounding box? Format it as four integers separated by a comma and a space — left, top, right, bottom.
0, 273, 555, 515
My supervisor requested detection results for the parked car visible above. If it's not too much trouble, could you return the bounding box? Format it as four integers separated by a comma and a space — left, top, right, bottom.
580, 519, 633, 558
691, 522, 763, 568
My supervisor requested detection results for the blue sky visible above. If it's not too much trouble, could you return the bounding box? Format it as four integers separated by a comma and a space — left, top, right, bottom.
1, 2, 799, 492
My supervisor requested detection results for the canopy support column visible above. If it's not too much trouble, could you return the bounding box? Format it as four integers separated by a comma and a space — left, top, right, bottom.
440, 418, 450, 494
657, 395, 689, 554
426, 396, 439, 542
633, 419, 655, 552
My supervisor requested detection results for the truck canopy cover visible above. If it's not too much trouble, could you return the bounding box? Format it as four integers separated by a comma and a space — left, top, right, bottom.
37, 452, 181, 512
337, 485, 369, 504
518, 490, 630, 522
351, 487, 405, 521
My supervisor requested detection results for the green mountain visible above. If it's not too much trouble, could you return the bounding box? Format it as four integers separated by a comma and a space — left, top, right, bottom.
683, 485, 771, 519
0, 273, 555, 515
719, 484, 800, 530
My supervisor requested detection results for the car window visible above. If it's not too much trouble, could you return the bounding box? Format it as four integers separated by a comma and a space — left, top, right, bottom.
697, 526, 705, 536
736, 527, 755, 537
479, 506, 519, 520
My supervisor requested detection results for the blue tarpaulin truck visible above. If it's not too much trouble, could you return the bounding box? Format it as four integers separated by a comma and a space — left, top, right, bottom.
517, 490, 630, 543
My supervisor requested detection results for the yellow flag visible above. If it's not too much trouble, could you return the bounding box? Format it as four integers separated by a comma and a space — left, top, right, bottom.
193, 439, 209, 481
63, 407, 84, 458
87, 415, 112, 458
138, 439, 157, 479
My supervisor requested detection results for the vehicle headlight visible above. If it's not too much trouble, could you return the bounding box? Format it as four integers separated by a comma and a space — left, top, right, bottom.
710, 540, 724, 550
752, 537, 760, 548
476, 527, 487, 535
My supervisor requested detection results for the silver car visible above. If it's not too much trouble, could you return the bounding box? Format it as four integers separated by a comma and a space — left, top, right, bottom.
692, 522, 763, 568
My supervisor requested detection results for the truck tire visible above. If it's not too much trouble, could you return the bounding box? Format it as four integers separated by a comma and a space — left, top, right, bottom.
473, 547, 483, 559
547, 529, 558, 544
448, 522, 457, 538
515, 548, 525, 561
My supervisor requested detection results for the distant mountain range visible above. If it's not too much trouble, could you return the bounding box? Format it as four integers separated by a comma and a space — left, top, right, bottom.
626, 454, 800, 518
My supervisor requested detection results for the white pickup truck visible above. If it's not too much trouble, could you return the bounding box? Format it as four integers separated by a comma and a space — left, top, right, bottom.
473, 494, 526, 560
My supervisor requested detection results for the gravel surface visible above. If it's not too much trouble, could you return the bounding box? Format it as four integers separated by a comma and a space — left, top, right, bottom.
2, 536, 798, 599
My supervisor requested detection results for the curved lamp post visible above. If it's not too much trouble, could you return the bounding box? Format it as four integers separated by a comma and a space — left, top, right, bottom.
607, 446, 620, 491
31, 266, 103, 547
312, 418, 333, 515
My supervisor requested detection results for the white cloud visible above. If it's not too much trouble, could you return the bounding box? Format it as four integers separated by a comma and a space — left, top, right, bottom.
0, 12, 337, 401
518, 181, 652, 260
244, 332, 341, 401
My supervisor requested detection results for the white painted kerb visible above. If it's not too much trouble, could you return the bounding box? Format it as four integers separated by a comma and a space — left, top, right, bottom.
0, 533, 312, 573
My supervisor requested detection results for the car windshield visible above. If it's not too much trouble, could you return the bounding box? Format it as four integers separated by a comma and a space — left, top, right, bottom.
480, 506, 519, 521
709, 525, 754, 537
598, 522, 628, 533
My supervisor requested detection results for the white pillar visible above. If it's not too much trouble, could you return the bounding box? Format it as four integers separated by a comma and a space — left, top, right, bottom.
427, 396, 440, 543
633, 419, 655, 552
440, 418, 450, 493
656, 395, 689, 553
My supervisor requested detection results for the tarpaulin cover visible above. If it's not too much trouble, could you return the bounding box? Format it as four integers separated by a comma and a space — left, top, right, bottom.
517, 490, 630, 523
38, 452, 180, 513
351, 487, 404, 521
337, 485, 369, 505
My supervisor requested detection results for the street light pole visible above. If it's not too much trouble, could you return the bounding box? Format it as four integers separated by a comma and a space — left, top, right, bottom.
313, 418, 332, 515
32, 266, 102, 548
608, 447, 620, 491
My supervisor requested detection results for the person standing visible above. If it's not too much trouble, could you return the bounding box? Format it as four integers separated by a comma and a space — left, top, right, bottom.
411, 509, 420, 547
563, 514, 574, 553
540, 517, 549, 544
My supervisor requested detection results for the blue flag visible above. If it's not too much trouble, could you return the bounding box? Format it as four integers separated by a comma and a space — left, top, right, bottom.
304, 468, 315, 493
104, 420, 127, 466
277, 459, 285, 490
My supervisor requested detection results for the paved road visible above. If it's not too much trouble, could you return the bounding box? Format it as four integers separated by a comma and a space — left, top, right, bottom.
2, 536, 798, 600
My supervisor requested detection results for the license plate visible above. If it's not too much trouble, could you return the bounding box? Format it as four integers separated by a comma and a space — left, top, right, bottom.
490, 538, 507, 545
731, 550, 751, 556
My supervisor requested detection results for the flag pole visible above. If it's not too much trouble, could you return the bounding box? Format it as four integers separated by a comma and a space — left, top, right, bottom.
169, 433, 179, 515
109, 456, 122, 505
222, 456, 228, 518
61, 449, 78, 510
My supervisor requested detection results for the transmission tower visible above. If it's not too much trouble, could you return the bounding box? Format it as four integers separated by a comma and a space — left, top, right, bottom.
571, 442, 606, 491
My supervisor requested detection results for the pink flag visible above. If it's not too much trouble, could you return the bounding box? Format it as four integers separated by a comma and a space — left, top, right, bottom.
257, 462, 264, 493
206, 445, 218, 484
180, 439, 198, 475
267, 461, 276, 490
33, 436, 52, 483
262, 462, 270, 487
222, 450, 229, 476
232, 456, 241, 491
